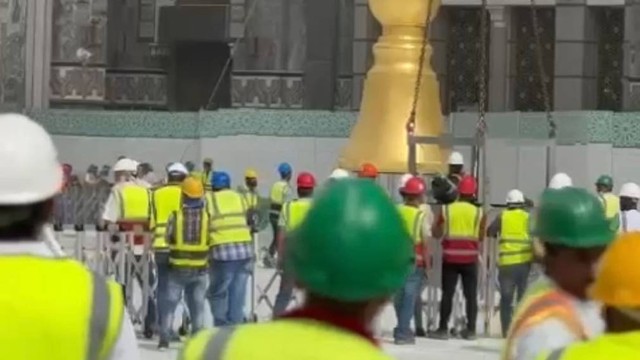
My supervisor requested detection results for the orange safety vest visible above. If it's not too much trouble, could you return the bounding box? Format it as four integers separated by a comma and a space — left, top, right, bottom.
501, 280, 588, 360
442, 201, 481, 264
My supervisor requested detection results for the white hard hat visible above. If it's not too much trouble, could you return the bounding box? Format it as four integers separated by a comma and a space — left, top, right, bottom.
329, 168, 350, 179
113, 158, 137, 172
548, 172, 573, 189
167, 162, 188, 175
506, 189, 525, 204
448, 151, 464, 166
398, 173, 413, 190
620, 182, 640, 199
0, 114, 62, 205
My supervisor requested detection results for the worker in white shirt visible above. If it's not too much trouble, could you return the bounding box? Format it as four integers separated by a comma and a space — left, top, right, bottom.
618, 182, 640, 232
0, 113, 140, 360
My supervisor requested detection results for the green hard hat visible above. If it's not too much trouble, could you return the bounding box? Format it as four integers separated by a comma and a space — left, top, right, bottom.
595, 175, 613, 188
285, 179, 414, 302
534, 187, 615, 248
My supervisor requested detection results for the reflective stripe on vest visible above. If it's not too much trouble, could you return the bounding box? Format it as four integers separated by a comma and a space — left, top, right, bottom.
501, 280, 587, 360
499, 209, 533, 266
209, 190, 252, 246
283, 199, 312, 231
443, 201, 481, 263
0, 256, 124, 360
178, 320, 390, 360
170, 209, 210, 269
269, 181, 289, 214
151, 185, 182, 250
397, 204, 426, 264
118, 185, 151, 221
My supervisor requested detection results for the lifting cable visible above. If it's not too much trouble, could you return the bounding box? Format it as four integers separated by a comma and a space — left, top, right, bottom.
529, 0, 557, 183
406, 0, 434, 175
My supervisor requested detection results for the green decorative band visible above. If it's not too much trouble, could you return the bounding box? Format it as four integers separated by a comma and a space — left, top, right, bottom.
25, 109, 640, 148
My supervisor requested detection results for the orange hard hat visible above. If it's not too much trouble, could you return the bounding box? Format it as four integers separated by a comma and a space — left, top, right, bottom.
589, 232, 640, 307
297, 172, 316, 189
182, 177, 204, 198
358, 163, 378, 178
401, 177, 426, 196
458, 175, 477, 196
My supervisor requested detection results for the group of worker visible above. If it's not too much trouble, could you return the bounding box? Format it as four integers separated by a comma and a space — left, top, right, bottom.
3, 111, 640, 360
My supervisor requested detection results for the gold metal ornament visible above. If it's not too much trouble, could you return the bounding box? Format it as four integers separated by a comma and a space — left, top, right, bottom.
338, 0, 444, 174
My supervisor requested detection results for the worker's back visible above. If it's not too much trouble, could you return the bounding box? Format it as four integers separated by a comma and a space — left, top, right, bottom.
0, 256, 123, 360
535, 331, 640, 360
181, 319, 392, 360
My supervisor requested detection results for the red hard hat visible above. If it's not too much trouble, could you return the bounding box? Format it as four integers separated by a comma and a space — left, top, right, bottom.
358, 163, 378, 178
297, 172, 316, 189
458, 175, 478, 196
401, 177, 426, 196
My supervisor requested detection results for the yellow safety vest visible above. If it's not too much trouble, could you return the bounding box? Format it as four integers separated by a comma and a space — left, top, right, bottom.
442, 201, 482, 263
151, 184, 182, 250
0, 256, 123, 360
501, 279, 588, 360
179, 319, 393, 360
499, 209, 533, 266
118, 184, 150, 221
282, 198, 312, 231
535, 331, 640, 360
207, 190, 252, 246
269, 180, 290, 211
243, 190, 259, 210
170, 208, 211, 269
599, 193, 620, 219
200, 171, 213, 191
397, 204, 425, 245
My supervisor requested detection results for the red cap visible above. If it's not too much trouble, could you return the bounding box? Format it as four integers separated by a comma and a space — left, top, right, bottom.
358, 163, 378, 178
297, 172, 316, 189
458, 175, 477, 196
401, 177, 426, 196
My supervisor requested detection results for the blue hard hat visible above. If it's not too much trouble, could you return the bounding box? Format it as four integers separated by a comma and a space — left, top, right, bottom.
278, 162, 292, 176
211, 171, 231, 189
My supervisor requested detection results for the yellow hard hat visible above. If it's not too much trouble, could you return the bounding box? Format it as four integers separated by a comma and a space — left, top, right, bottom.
245, 168, 258, 179
182, 177, 204, 198
589, 232, 640, 307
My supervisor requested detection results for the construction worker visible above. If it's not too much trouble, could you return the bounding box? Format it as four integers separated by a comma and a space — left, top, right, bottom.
185, 161, 196, 175
200, 158, 214, 191
447, 151, 465, 185
179, 179, 414, 360
207, 171, 253, 326
358, 162, 379, 179
535, 232, 640, 359
595, 175, 620, 232
0, 113, 139, 359
431, 175, 486, 340
101, 156, 155, 336
149, 162, 188, 340
241, 168, 261, 233
266, 162, 293, 267
548, 172, 573, 189
501, 187, 615, 360
618, 182, 640, 232
394, 176, 431, 344
487, 189, 533, 337
158, 177, 210, 350
272, 171, 316, 316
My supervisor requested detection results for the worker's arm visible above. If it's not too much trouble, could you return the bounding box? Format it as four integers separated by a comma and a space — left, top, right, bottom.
486, 214, 501, 238
165, 213, 176, 246
421, 208, 433, 269
431, 208, 444, 239
101, 189, 120, 226
108, 310, 141, 360
478, 213, 487, 242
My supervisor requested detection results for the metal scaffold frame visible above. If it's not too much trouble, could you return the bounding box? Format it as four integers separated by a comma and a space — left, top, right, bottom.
405, 0, 557, 337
